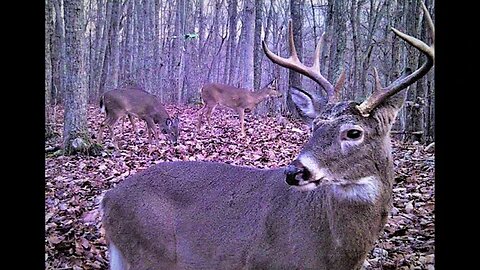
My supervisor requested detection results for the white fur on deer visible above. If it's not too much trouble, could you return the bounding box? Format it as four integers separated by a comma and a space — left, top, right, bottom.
102, 2, 433, 269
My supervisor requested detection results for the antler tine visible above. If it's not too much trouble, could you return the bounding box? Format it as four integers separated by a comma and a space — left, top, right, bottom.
262, 21, 334, 100
421, 0, 434, 45
357, 1, 434, 117
373, 67, 382, 91
312, 33, 325, 72
288, 21, 300, 63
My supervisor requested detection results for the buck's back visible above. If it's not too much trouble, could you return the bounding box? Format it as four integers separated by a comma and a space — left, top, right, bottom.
101, 161, 348, 269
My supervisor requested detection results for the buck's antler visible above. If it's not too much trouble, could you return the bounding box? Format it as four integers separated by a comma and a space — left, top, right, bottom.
357, 1, 434, 117
262, 21, 335, 101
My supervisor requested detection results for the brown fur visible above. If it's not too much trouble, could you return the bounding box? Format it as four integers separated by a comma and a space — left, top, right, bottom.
98, 88, 179, 146
197, 79, 281, 136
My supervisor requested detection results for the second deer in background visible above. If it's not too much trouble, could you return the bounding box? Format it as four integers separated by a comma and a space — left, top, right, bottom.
197, 79, 282, 136
98, 87, 180, 147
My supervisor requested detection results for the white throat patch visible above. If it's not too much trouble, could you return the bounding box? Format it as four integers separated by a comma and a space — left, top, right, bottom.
332, 176, 380, 203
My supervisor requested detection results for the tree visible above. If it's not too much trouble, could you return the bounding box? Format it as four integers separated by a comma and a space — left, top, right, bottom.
241, 0, 255, 90
326, 0, 346, 98
174, 0, 186, 102
225, 0, 238, 85
253, 0, 263, 91
63, 0, 89, 154
52, 0, 66, 104
105, 0, 121, 90
46, 0, 54, 138
287, 0, 304, 118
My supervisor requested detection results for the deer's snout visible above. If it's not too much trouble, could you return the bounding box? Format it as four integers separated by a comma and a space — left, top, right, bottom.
284, 160, 310, 186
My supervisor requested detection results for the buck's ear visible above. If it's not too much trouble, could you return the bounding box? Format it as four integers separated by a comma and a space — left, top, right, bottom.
368, 68, 411, 131
369, 91, 407, 130
290, 87, 321, 125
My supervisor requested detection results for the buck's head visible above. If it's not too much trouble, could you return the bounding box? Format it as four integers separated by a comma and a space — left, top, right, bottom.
263, 5, 433, 194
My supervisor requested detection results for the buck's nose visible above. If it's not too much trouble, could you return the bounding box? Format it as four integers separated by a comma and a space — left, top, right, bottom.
284, 160, 308, 186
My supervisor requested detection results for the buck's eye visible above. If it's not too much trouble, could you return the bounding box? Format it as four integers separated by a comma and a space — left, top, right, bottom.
345, 129, 362, 140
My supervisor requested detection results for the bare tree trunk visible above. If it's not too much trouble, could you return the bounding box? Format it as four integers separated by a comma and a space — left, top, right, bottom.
105, 0, 121, 90
123, 0, 135, 83
52, 0, 66, 105
206, 0, 223, 83
144, 0, 156, 93
90, 0, 105, 100
327, 0, 346, 99
46, 0, 54, 138
358, 0, 385, 98
174, 0, 186, 103
240, 0, 255, 90
348, 0, 365, 100
135, 0, 145, 87
287, 0, 304, 118
404, 0, 421, 142
153, 0, 160, 95
424, 0, 435, 143
227, 0, 238, 85
253, 0, 263, 91
63, 0, 89, 154
97, 0, 113, 97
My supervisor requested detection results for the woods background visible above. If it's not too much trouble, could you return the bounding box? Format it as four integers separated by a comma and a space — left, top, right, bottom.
45, 0, 435, 149
44, 1, 436, 268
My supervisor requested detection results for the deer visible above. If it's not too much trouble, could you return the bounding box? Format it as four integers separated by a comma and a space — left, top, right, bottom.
197, 78, 282, 136
98, 88, 180, 147
101, 2, 433, 269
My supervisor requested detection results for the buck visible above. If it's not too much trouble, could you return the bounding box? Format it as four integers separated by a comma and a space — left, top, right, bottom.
101, 2, 433, 269
98, 87, 180, 147
197, 79, 282, 136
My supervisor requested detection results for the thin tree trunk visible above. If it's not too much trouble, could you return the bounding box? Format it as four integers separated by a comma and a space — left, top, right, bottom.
105, 0, 121, 90
227, 0, 238, 85
144, 0, 155, 93
153, 0, 160, 95
97, 0, 113, 97
174, 0, 186, 103
46, 0, 54, 138
327, 0, 346, 99
52, 0, 66, 105
287, 0, 304, 118
404, 0, 421, 142
206, 0, 222, 83
253, 0, 263, 91
241, 0, 255, 90
135, 0, 145, 87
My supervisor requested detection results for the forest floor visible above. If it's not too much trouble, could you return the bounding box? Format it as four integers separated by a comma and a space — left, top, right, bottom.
45, 105, 435, 270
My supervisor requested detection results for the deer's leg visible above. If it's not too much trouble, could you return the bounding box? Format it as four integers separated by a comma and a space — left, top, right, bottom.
121, 116, 126, 134
238, 109, 246, 136
144, 117, 159, 145
205, 105, 216, 126
197, 105, 206, 130
105, 115, 120, 148
98, 118, 106, 143
128, 114, 137, 134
